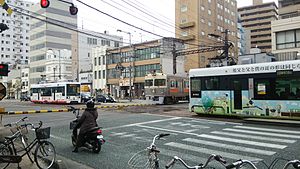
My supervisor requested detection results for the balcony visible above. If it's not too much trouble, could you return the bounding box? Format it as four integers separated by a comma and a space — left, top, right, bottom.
179, 35, 196, 41
179, 21, 195, 29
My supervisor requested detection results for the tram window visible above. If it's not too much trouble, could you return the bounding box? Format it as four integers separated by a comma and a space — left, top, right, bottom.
191, 77, 201, 98
170, 80, 178, 88
154, 79, 166, 86
203, 77, 219, 90
184, 81, 189, 88
145, 80, 153, 86
275, 78, 300, 100
41, 88, 51, 96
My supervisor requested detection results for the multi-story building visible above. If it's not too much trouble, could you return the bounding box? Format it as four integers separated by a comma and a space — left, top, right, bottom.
0, 0, 33, 66
237, 18, 251, 55
21, 66, 29, 96
271, 0, 300, 61
238, 0, 278, 53
29, 0, 77, 84
77, 30, 122, 81
175, 0, 238, 70
44, 49, 73, 82
92, 46, 109, 95
106, 38, 185, 99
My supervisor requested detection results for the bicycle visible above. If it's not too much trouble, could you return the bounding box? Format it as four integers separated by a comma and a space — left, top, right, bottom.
269, 158, 300, 169
0, 120, 56, 169
128, 133, 170, 169
165, 154, 227, 169
1, 117, 35, 164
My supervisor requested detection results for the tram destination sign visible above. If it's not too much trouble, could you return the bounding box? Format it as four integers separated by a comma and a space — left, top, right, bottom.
232, 63, 300, 74
276, 70, 293, 76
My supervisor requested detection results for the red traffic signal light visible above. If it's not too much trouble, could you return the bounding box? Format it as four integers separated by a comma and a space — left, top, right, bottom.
0, 64, 9, 76
40, 0, 50, 8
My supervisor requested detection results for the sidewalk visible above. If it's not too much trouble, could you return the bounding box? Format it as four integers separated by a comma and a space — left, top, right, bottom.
243, 118, 300, 127
7, 154, 93, 169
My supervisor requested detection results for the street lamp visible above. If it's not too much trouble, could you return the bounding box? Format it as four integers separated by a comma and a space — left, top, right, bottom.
117, 29, 133, 102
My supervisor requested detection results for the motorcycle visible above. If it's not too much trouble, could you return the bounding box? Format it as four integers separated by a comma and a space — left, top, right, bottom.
68, 106, 105, 153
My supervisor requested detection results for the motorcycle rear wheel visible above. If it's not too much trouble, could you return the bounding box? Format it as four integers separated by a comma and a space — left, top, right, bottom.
92, 140, 101, 153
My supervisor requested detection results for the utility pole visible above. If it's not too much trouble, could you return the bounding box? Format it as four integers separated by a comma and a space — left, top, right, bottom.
172, 41, 177, 75
224, 29, 229, 66
58, 50, 61, 80
117, 29, 133, 102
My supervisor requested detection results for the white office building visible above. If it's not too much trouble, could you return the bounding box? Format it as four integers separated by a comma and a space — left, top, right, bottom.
77, 30, 122, 79
92, 46, 110, 94
0, 0, 33, 66
29, 0, 77, 84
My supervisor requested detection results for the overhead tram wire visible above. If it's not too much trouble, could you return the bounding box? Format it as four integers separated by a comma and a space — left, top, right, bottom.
118, 0, 225, 48
99, 0, 175, 35
75, 0, 223, 49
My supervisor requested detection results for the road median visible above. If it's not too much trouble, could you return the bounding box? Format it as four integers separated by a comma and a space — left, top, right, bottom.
0, 103, 155, 115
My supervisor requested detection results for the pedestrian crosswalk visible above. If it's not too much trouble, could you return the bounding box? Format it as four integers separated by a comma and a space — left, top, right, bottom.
110, 123, 300, 165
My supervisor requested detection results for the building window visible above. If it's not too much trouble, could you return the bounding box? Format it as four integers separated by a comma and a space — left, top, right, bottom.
181, 31, 188, 36
94, 58, 97, 66
114, 41, 119, 47
103, 70, 106, 79
208, 21, 212, 27
181, 18, 187, 24
181, 5, 187, 12
276, 29, 300, 50
208, 9, 211, 15
98, 57, 101, 65
94, 71, 97, 79
102, 56, 106, 65
208, 0, 211, 3
98, 70, 101, 79
201, 6, 205, 11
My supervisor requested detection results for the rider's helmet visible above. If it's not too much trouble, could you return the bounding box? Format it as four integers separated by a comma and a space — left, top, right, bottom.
86, 100, 95, 109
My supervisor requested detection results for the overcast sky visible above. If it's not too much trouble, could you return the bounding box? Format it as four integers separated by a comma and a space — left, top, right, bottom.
26, 0, 277, 44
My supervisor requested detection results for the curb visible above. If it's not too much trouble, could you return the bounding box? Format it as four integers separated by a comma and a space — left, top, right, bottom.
0, 104, 155, 115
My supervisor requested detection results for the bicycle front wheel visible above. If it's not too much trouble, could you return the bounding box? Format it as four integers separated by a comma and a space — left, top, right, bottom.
0, 142, 13, 169
34, 141, 56, 169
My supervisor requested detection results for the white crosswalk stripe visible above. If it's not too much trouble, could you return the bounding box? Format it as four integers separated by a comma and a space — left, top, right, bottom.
234, 126, 300, 134
223, 128, 300, 139
197, 134, 287, 149
183, 138, 276, 155
211, 131, 296, 144
165, 142, 262, 161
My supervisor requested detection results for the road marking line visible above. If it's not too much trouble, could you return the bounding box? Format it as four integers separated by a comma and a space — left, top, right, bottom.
224, 128, 300, 139
165, 142, 262, 161
136, 125, 198, 136
183, 138, 276, 156
119, 134, 136, 138
103, 117, 181, 131
211, 131, 296, 144
234, 126, 300, 134
198, 134, 286, 149
110, 132, 127, 136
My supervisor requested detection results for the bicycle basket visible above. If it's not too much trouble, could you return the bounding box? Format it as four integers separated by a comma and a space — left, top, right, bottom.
36, 127, 51, 139
128, 149, 156, 169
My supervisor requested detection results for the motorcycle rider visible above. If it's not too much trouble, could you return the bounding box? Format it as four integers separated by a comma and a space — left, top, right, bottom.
73, 100, 98, 153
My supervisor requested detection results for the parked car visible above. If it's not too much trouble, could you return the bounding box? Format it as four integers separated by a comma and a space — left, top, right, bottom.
20, 95, 30, 101
96, 94, 115, 103
81, 93, 93, 103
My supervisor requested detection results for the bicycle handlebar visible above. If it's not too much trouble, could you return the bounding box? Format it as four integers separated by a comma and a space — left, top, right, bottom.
283, 160, 300, 169
226, 160, 258, 169
150, 133, 170, 148
165, 154, 227, 169
4, 116, 28, 127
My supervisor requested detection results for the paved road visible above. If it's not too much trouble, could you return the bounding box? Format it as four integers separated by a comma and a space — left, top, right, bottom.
1, 109, 300, 169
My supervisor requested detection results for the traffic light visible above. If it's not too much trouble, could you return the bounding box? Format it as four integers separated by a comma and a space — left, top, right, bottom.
0, 64, 9, 76
40, 0, 50, 8
69, 4, 78, 15
0, 23, 8, 33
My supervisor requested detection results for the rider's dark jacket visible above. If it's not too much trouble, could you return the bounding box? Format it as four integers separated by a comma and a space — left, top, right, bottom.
76, 107, 98, 134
